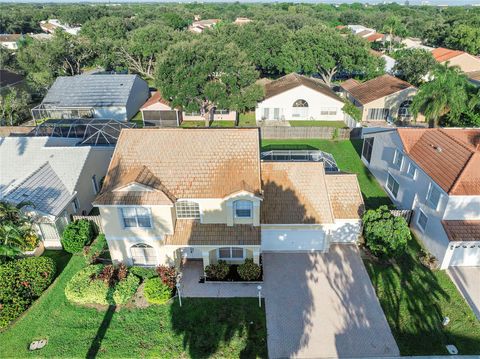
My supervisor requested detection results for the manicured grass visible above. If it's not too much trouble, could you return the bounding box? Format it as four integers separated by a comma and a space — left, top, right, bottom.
238, 112, 257, 127
43, 250, 72, 276
129, 111, 144, 128
365, 236, 480, 355
181, 120, 235, 128
0, 255, 267, 358
261, 139, 391, 209
289, 120, 347, 128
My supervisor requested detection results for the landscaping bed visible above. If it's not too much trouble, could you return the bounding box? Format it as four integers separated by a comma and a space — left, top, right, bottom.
205, 259, 263, 282
205, 263, 263, 282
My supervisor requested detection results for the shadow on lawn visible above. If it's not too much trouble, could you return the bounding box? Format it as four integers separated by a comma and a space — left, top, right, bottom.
86, 305, 116, 359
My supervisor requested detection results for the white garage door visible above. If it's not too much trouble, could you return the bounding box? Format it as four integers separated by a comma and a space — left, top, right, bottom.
261, 229, 326, 252
450, 243, 480, 267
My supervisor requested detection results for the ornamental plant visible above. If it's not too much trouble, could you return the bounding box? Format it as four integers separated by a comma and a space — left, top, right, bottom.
61, 220, 94, 254
143, 277, 172, 305
362, 205, 411, 258
205, 260, 230, 280
156, 265, 177, 289
237, 259, 261, 281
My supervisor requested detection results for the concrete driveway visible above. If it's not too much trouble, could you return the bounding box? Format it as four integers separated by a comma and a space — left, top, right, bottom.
448, 267, 480, 320
263, 245, 399, 359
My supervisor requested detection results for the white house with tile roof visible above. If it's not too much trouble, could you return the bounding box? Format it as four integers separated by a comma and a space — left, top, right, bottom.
0, 136, 113, 248
94, 128, 364, 270
361, 128, 480, 268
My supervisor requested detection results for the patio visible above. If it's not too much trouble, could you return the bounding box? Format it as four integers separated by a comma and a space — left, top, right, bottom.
179, 260, 260, 298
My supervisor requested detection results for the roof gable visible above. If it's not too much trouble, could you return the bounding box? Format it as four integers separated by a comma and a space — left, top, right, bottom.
432, 47, 465, 62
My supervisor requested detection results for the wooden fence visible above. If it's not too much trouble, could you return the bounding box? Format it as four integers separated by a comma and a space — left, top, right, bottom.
390, 209, 413, 225
72, 215, 103, 233
260, 126, 351, 140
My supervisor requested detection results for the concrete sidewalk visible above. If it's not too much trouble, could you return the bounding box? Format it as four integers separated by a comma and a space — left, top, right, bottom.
448, 267, 480, 320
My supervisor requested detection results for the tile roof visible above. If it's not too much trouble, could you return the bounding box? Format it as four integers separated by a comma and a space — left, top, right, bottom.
397, 128, 480, 195
42, 74, 144, 107
442, 220, 480, 242
0, 34, 21, 42
95, 128, 262, 205
260, 162, 363, 224
431, 47, 465, 62
263, 73, 342, 103
339, 78, 360, 91
164, 220, 260, 246
366, 33, 385, 42
343, 74, 414, 105
4, 163, 72, 217
325, 174, 365, 219
467, 71, 480, 82
140, 91, 171, 110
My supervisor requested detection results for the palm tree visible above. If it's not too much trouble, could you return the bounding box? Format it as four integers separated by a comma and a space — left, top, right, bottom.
411, 64, 473, 127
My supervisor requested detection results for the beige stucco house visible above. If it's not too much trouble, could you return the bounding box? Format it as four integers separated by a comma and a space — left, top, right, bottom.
94, 128, 364, 271
340, 74, 418, 123
432, 47, 480, 74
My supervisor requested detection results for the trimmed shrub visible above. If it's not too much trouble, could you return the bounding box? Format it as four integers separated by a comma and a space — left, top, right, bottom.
363, 205, 411, 258
156, 265, 177, 289
237, 259, 261, 281
112, 273, 140, 305
130, 266, 157, 280
0, 298, 30, 328
65, 265, 111, 306
143, 277, 172, 305
61, 220, 94, 254
205, 260, 230, 280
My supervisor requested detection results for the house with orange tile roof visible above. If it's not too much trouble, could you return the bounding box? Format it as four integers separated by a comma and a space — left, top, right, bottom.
94, 128, 364, 270
431, 47, 480, 75
340, 74, 419, 123
361, 128, 480, 268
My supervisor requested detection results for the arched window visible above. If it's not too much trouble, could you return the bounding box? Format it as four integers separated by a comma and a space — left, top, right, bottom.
398, 100, 413, 118
293, 99, 309, 107
130, 243, 157, 266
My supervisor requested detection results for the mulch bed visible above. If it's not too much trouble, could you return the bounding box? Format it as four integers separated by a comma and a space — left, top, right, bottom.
205, 264, 263, 282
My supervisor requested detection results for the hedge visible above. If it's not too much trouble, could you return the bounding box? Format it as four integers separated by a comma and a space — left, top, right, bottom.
61, 220, 94, 254
143, 277, 172, 305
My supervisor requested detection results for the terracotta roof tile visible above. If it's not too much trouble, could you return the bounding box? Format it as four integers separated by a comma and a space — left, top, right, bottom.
340, 78, 360, 91
263, 73, 342, 102
366, 33, 385, 42
442, 220, 480, 242
95, 129, 262, 205
432, 47, 465, 62
164, 220, 260, 246
397, 128, 480, 195
325, 174, 365, 219
140, 91, 171, 110
343, 74, 414, 105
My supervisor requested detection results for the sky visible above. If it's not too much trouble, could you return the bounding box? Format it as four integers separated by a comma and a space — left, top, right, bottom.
0, 0, 479, 4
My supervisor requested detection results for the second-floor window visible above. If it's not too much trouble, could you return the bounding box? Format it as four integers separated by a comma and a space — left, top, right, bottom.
234, 200, 253, 218
426, 183, 442, 210
121, 207, 152, 228
176, 201, 200, 219
407, 162, 417, 179
393, 149, 403, 169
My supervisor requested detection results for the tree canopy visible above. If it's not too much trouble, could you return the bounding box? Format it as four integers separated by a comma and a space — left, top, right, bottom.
393, 49, 437, 87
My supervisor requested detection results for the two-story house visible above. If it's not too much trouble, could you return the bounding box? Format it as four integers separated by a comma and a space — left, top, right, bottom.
361, 128, 480, 268
94, 128, 365, 270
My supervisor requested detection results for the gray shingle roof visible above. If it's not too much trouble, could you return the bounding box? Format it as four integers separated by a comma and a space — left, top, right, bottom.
4, 163, 73, 217
42, 74, 140, 107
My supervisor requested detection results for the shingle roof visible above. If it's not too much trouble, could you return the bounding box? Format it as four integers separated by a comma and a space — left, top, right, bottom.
397, 128, 480, 195
164, 220, 260, 246
431, 47, 465, 62
263, 73, 342, 102
4, 163, 72, 217
343, 74, 414, 105
95, 128, 262, 205
260, 162, 363, 224
442, 220, 480, 242
42, 75, 141, 107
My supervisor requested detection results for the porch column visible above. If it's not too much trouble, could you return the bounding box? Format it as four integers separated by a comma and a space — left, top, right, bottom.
253, 248, 260, 265
202, 250, 210, 272
440, 242, 456, 270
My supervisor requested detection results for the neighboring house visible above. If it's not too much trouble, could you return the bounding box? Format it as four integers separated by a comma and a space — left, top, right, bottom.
94, 128, 364, 269
347, 25, 376, 36
340, 74, 418, 122
365, 33, 385, 43
432, 47, 480, 74
255, 73, 346, 123
467, 71, 480, 87
0, 136, 113, 248
140, 91, 236, 127
234, 17, 252, 25
29, 33, 53, 41
32, 74, 149, 122
361, 128, 480, 268
401, 37, 434, 51
40, 19, 81, 35
188, 19, 220, 33
0, 34, 22, 50
370, 49, 396, 73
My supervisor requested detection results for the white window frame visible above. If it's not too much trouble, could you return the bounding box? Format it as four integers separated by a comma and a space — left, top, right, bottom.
320, 107, 337, 116
217, 247, 245, 260
392, 149, 404, 169
426, 183, 442, 210
407, 162, 417, 179
234, 200, 253, 219
121, 207, 152, 228
91, 174, 99, 195
417, 209, 428, 232
386, 172, 400, 199
362, 137, 374, 163
262, 108, 270, 120
72, 198, 80, 212
130, 243, 157, 266
175, 200, 201, 219
367, 108, 390, 120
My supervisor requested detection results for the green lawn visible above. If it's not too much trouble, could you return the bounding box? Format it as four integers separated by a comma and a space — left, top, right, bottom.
181, 120, 235, 128
365, 236, 480, 355
289, 121, 347, 128
261, 139, 391, 209
0, 255, 267, 358
129, 111, 144, 128
238, 112, 257, 127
